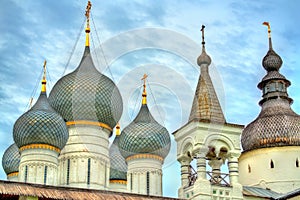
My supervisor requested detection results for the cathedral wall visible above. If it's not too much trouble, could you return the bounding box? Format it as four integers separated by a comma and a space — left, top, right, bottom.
127, 157, 163, 196
239, 146, 300, 193
19, 148, 59, 185
58, 125, 111, 189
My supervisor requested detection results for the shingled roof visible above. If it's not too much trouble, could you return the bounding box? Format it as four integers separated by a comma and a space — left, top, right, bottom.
0, 180, 181, 200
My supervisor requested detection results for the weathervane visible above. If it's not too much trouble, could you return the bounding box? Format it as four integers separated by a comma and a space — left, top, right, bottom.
85, 1, 92, 28
262, 22, 273, 49
41, 60, 47, 93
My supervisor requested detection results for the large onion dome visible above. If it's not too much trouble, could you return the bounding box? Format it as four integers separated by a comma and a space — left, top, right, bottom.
2, 143, 20, 176
241, 22, 300, 151
13, 63, 69, 151
49, 47, 122, 130
109, 123, 127, 181
118, 78, 171, 160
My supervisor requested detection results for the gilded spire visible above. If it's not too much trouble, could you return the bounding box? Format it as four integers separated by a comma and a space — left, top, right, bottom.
85, 1, 92, 47
141, 74, 148, 105
116, 122, 121, 136
41, 60, 47, 93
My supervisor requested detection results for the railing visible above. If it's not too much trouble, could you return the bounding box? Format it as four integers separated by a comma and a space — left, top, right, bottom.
206, 171, 230, 187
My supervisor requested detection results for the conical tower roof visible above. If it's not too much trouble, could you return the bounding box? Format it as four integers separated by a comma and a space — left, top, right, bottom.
189, 25, 225, 124
241, 22, 300, 151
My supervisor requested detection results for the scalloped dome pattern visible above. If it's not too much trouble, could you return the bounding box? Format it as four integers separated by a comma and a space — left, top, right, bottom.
118, 105, 170, 159
49, 47, 122, 129
2, 143, 20, 175
13, 93, 69, 150
109, 135, 127, 180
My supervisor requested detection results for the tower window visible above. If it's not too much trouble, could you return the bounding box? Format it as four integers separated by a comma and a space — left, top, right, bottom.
67, 159, 70, 185
44, 166, 48, 185
24, 165, 28, 183
296, 158, 299, 168
130, 173, 133, 191
248, 164, 251, 173
270, 160, 274, 169
146, 172, 150, 195
87, 158, 91, 185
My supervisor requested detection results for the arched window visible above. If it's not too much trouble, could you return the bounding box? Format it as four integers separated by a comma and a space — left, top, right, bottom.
270, 160, 274, 169
248, 164, 251, 173
87, 158, 91, 185
296, 158, 299, 168
44, 166, 48, 185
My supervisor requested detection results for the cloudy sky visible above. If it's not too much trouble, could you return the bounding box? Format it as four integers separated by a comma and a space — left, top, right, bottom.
1, 0, 300, 197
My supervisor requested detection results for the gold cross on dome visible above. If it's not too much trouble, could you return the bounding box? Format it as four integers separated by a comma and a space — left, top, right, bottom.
85, 1, 92, 19
141, 74, 148, 85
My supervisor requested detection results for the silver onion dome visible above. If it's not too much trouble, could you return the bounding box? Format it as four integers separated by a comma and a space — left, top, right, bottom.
2, 143, 20, 175
48, 47, 123, 130
118, 104, 171, 160
13, 92, 69, 150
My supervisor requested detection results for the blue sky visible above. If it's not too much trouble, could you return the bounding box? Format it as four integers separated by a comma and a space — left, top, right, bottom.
1, 0, 300, 198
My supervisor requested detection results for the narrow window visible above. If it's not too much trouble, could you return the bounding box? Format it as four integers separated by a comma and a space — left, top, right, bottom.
87, 158, 91, 185
24, 165, 28, 183
130, 173, 133, 191
44, 166, 48, 185
146, 172, 150, 195
296, 158, 299, 168
270, 160, 274, 169
66, 159, 70, 185
104, 163, 107, 187
248, 164, 251, 173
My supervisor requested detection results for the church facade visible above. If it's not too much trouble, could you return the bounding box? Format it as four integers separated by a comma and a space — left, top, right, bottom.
2, 2, 300, 200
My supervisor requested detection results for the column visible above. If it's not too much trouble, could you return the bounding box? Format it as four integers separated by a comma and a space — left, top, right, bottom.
227, 151, 240, 185
178, 155, 192, 188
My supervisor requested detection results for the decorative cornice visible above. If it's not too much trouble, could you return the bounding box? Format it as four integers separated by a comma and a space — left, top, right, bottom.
66, 120, 112, 131
20, 144, 60, 153
7, 171, 18, 177
126, 154, 163, 162
109, 180, 127, 185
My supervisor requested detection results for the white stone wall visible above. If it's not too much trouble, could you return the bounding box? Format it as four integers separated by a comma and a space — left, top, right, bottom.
58, 125, 111, 189
239, 146, 300, 193
7, 174, 19, 182
19, 148, 59, 185
109, 181, 127, 192
127, 156, 163, 196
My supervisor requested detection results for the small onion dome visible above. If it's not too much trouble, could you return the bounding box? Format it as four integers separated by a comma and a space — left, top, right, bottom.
109, 124, 127, 181
118, 104, 171, 160
48, 47, 123, 130
262, 48, 283, 72
197, 46, 211, 66
13, 92, 69, 150
241, 99, 300, 151
2, 143, 20, 176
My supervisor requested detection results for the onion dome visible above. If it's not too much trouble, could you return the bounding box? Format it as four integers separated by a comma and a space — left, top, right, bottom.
197, 25, 211, 66
118, 75, 171, 160
48, 2, 122, 131
241, 22, 300, 152
109, 123, 127, 181
13, 61, 69, 151
2, 143, 20, 176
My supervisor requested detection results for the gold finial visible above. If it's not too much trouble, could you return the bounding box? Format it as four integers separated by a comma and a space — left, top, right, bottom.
85, 1, 92, 47
141, 74, 148, 105
41, 60, 47, 93
116, 122, 121, 136
263, 22, 273, 50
